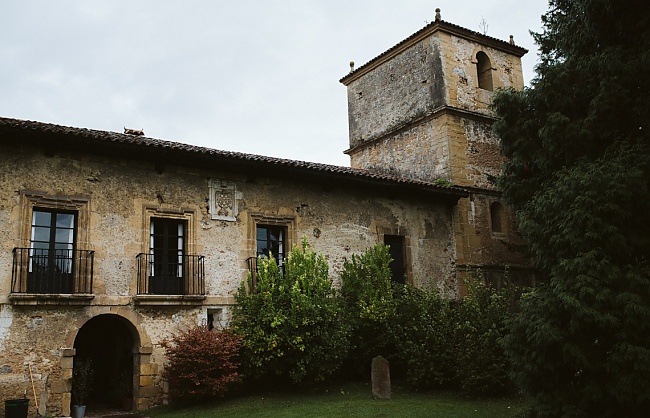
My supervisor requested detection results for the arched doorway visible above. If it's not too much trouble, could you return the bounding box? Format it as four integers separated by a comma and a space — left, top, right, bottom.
73, 314, 138, 411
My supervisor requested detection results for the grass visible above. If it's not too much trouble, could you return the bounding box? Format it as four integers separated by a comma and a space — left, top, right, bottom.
147, 382, 528, 418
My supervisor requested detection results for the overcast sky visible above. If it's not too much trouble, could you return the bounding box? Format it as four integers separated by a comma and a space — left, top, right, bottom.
1, 1, 548, 166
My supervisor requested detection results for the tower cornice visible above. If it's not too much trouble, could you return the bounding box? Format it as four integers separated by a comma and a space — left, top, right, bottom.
340, 19, 527, 86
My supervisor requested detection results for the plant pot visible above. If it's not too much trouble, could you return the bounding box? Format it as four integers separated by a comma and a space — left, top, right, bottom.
4, 399, 28, 418
72, 404, 86, 418
122, 397, 133, 411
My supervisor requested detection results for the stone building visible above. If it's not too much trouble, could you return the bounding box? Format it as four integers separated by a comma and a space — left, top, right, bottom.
340, 9, 533, 289
0, 118, 464, 416
0, 11, 531, 417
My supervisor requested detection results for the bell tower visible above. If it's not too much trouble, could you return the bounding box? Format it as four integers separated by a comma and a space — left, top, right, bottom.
340, 9, 534, 290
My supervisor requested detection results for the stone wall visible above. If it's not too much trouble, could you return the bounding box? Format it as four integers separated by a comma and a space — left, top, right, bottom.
0, 140, 458, 416
441, 33, 524, 113
348, 118, 451, 182
346, 36, 445, 149
453, 193, 530, 268
344, 29, 524, 154
347, 112, 505, 189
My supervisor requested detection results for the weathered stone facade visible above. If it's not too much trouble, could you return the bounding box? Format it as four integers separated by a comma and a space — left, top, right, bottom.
341, 15, 534, 290
0, 13, 533, 417
0, 122, 464, 416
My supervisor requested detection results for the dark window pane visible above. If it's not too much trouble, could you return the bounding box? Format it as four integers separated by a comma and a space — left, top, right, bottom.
55, 229, 74, 244
30, 242, 50, 256
56, 213, 75, 229
32, 211, 51, 227
491, 202, 504, 233
149, 218, 187, 294
27, 209, 77, 294
31, 242, 50, 251
384, 235, 406, 284
32, 226, 51, 242
54, 243, 73, 252
256, 224, 286, 265
55, 258, 72, 273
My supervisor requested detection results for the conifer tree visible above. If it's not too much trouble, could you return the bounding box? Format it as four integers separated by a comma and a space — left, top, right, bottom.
492, 1, 650, 416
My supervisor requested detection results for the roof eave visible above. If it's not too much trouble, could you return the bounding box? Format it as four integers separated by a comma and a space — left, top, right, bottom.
0, 117, 468, 202
340, 20, 528, 86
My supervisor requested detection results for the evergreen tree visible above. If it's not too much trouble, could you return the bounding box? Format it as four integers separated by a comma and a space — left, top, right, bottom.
492, 1, 650, 416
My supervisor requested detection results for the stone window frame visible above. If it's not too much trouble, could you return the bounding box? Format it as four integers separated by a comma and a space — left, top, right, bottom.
10, 190, 94, 302
135, 205, 205, 304
141, 205, 197, 257
247, 213, 296, 262
489, 201, 508, 235
19, 190, 91, 249
376, 225, 413, 285
472, 49, 495, 92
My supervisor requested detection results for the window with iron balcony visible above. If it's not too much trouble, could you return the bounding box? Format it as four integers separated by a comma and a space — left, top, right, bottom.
10, 192, 94, 305
134, 207, 205, 306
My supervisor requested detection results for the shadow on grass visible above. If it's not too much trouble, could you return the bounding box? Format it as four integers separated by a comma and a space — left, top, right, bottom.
147, 381, 529, 418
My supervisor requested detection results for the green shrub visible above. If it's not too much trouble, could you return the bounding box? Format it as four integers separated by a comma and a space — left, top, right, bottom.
72, 358, 94, 405
339, 244, 396, 377
388, 275, 515, 395
232, 238, 349, 386
161, 326, 243, 403
388, 285, 457, 389
340, 244, 395, 322
455, 277, 515, 395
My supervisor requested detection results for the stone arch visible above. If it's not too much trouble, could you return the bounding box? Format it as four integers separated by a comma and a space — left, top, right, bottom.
490, 201, 507, 234
62, 309, 153, 415
64, 307, 151, 348
475, 51, 494, 91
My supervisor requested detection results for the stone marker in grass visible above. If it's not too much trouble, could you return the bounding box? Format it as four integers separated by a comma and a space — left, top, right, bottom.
371, 355, 391, 400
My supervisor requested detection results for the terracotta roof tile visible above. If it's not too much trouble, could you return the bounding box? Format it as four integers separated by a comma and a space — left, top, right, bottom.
0, 116, 468, 198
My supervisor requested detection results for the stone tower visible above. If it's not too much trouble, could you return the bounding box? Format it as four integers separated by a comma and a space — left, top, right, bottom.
340, 9, 534, 291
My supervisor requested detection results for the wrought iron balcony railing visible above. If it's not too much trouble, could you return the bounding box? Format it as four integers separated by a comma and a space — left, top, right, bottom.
11, 248, 94, 294
245, 256, 286, 292
245, 257, 258, 292
136, 253, 205, 295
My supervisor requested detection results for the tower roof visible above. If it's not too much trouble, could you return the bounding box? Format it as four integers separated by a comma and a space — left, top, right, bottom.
340, 16, 528, 86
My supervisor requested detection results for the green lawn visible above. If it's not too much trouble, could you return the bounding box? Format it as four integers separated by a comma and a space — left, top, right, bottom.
147, 382, 528, 418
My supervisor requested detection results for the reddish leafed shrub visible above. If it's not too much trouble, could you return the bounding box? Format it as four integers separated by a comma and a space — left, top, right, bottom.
161, 326, 243, 403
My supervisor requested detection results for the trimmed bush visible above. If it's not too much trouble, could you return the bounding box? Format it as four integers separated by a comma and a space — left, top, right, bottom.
339, 244, 396, 378
340, 244, 395, 322
232, 240, 514, 396
388, 284, 457, 389
455, 278, 514, 395
161, 326, 242, 403
389, 275, 515, 395
232, 238, 349, 385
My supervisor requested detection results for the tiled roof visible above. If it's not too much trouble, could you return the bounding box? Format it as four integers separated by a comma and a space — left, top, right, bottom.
0, 116, 468, 199
340, 19, 528, 84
